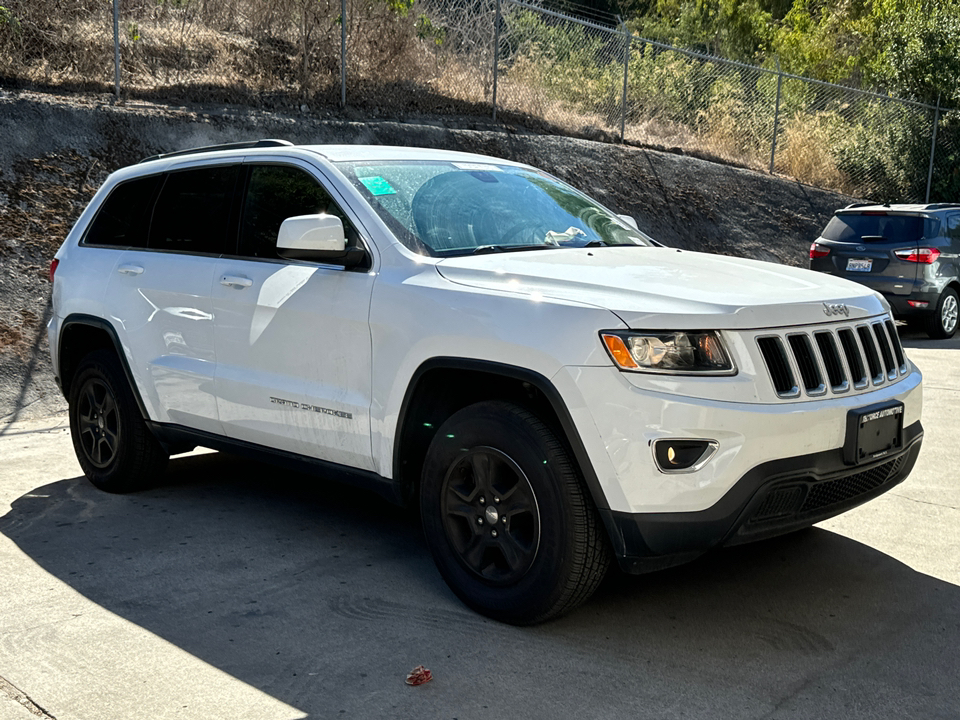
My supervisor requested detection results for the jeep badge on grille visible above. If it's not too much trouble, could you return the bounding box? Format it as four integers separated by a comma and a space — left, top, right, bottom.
823, 302, 850, 317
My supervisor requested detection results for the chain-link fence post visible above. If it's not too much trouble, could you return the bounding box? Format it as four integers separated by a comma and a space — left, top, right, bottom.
769, 59, 782, 174
619, 19, 629, 143
926, 93, 942, 203
112, 0, 120, 99
491, 0, 502, 121
340, 0, 347, 108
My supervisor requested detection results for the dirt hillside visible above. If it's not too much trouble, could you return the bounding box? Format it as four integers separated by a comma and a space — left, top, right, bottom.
0, 90, 854, 423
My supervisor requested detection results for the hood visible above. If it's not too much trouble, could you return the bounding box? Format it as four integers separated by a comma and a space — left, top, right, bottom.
435, 247, 887, 329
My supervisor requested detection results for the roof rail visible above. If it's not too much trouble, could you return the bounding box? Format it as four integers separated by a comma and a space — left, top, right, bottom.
139, 139, 293, 164
842, 202, 875, 210
923, 202, 960, 210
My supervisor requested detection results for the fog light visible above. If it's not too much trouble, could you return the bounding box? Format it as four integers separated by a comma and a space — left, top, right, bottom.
907, 300, 929, 308
653, 439, 718, 473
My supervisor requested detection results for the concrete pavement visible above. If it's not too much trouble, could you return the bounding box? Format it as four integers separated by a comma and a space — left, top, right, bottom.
0, 332, 957, 719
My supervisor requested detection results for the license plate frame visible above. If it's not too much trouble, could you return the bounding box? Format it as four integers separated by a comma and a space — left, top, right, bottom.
846, 258, 873, 272
843, 401, 904, 465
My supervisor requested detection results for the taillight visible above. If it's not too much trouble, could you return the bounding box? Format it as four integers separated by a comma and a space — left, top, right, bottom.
49, 258, 59, 283
810, 242, 831, 259
894, 247, 940, 264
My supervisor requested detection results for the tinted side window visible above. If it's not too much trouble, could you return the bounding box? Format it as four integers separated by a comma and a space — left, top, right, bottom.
83, 175, 162, 248
239, 165, 356, 259
149, 165, 240, 254
948, 215, 960, 243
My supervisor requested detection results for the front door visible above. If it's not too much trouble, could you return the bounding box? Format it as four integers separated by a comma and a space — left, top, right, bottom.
212, 160, 376, 471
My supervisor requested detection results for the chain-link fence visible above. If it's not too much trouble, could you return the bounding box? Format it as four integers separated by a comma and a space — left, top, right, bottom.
493, 1, 629, 137
490, 0, 952, 203
769, 76, 937, 202
0, 0, 955, 202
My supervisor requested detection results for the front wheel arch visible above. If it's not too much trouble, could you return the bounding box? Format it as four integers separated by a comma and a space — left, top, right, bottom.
392, 358, 611, 520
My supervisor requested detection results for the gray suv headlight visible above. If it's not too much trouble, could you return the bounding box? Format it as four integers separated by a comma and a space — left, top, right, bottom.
600, 331, 735, 374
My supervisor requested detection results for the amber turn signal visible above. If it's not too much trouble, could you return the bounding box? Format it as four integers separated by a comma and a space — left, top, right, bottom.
601, 333, 639, 369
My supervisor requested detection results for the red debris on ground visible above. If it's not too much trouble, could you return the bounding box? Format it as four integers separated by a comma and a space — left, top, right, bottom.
405, 665, 432, 686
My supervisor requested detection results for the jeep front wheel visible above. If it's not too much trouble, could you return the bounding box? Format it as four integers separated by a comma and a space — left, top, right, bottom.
420, 401, 609, 624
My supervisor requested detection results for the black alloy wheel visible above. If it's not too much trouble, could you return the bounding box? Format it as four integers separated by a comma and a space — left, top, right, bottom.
68, 349, 168, 492
440, 447, 541, 586
421, 400, 610, 625
75, 377, 121, 468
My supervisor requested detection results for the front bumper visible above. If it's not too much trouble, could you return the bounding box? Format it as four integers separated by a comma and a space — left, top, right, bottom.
603, 422, 922, 573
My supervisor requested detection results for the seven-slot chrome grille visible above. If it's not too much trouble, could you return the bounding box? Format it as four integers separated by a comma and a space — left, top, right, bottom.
756, 317, 907, 399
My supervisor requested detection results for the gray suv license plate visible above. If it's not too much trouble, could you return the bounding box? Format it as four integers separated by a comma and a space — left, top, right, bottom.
843, 401, 904, 465
846, 258, 872, 272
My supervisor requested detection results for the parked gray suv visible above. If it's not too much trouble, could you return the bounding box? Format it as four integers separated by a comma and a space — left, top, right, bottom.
810, 203, 960, 338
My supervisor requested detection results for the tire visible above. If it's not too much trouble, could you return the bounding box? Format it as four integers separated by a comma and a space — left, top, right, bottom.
420, 401, 610, 625
924, 288, 959, 339
68, 349, 168, 492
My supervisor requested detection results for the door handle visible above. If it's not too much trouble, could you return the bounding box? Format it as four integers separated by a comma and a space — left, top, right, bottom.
220, 275, 253, 289
117, 264, 144, 276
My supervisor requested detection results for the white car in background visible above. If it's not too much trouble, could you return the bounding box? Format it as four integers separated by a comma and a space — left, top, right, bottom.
48, 141, 923, 624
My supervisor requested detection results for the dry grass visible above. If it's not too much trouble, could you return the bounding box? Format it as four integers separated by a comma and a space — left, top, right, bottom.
776, 113, 846, 192
0, 322, 23, 352
0, 310, 39, 357
0, 0, 865, 194
426, 57, 492, 105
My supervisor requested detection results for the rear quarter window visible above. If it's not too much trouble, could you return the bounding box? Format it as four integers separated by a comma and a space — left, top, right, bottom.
82, 175, 163, 248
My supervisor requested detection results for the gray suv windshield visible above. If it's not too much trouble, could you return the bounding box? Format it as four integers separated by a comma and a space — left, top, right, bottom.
337, 160, 654, 256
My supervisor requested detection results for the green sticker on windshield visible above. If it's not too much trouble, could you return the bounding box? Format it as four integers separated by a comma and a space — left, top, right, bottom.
359, 175, 397, 196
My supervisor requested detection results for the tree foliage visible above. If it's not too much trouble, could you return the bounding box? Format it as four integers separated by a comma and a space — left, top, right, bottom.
622, 0, 960, 105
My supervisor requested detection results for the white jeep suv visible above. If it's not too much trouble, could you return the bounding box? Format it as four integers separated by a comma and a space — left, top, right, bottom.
48, 140, 924, 624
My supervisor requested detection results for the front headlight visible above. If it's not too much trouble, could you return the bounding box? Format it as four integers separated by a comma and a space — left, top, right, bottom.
600, 330, 735, 374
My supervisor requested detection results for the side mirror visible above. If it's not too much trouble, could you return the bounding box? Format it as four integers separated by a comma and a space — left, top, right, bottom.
617, 214, 639, 231
276, 214, 366, 268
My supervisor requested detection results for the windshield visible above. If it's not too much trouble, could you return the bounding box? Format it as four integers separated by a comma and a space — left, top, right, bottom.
823, 213, 939, 243
336, 160, 656, 256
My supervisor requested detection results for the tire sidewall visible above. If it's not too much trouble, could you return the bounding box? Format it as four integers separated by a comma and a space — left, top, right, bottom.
939, 289, 958, 338
68, 351, 142, 491
927, 288, 959, 339
421, 402, 584, 623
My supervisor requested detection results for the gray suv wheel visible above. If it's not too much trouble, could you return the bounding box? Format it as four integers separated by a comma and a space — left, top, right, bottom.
926, 288, 959, 339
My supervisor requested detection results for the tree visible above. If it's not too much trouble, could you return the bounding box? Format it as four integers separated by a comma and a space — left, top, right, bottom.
873, 0, 960, 105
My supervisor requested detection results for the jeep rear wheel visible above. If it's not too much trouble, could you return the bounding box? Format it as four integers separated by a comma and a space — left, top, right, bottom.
925, 288, 959, 339
421, 401, 609, 625
68, 349, 168, 492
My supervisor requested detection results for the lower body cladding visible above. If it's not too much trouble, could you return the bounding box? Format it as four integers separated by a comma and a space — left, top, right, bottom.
557, 365, 923, 574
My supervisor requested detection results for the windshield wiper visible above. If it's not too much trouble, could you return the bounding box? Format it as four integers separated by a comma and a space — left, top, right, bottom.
471, 244, 560, 255
583, 240, 644, 247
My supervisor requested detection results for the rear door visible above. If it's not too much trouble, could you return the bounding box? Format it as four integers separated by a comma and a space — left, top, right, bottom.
813, 211, 934, 297
211, 159, 376, 471
101, 162, 240, 434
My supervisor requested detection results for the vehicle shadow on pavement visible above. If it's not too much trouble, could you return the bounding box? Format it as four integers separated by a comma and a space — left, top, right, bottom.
896, 324, 960, 350
2, 451, 957, 719
0, 301, 59, 433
